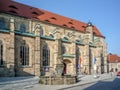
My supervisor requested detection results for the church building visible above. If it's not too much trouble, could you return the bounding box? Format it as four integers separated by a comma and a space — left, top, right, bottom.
0, 0, 107, 77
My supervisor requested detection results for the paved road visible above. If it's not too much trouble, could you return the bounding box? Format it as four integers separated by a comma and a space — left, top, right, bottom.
64, 77, 120, 90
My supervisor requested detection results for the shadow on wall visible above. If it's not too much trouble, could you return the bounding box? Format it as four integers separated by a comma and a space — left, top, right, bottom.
84, 78, 120, 90
14, 36, 35, 77
0, 61, 35, 77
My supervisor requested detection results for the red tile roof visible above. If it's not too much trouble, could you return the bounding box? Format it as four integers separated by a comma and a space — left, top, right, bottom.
0, 0, 104, 38
108, 54, 120, 63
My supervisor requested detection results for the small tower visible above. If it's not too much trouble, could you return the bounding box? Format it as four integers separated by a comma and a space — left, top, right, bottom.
86, 20, 94, 43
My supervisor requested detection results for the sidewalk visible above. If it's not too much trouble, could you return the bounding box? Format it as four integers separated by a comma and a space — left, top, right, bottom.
0, 76, 39, 90
26, 73, 116, 90
0, 73, 116, 90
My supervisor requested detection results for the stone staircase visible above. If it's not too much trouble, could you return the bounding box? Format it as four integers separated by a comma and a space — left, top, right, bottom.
0, 76, 39, 90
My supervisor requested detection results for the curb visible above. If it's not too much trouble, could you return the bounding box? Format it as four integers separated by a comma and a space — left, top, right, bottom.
58, 77, 115, 90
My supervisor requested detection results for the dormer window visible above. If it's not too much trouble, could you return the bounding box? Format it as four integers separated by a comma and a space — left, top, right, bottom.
9, 5, 18, 9
82, 26, 86, 28
44, 20, 50, 22
32, 11, 39, 15
32, 17, 39, 20
51, 17, 57, 20
9, 10, 17, 14
68, 22, 73, 24
71, 26, 75, 29
63, 24, 67, 27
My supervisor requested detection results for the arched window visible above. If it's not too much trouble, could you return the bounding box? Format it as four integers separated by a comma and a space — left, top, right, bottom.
20, 24, 26, 33
42, 45, 50, 66
20, 43, 29, 65
0, 17, 5, 29
0, 40, 3, 65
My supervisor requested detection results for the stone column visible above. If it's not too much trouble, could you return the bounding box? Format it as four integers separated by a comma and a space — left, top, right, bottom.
7, 17, 15, 77
34, 25, 41, 76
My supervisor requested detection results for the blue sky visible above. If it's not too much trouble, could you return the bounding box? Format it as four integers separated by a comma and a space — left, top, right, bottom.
14, 0, 120, 56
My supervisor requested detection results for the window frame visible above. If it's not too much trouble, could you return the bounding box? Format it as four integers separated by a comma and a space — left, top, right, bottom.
0, 40, 3, 66
0, 17, 5, 29
20, 43, 29, 66
42, 45, 50, 67
20, 23, 26, 33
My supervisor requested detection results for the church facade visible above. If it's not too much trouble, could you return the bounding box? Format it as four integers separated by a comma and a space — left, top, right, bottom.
0, 0, 107, 77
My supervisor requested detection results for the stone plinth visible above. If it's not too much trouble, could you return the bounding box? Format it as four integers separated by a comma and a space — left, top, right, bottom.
39, 75, 76, 85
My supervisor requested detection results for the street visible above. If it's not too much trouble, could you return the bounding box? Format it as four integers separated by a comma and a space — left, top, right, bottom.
0, 73, 117, 90
64, 77, 120, 90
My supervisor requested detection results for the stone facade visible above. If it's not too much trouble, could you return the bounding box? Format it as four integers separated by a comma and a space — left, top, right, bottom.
0, 12, 107, 77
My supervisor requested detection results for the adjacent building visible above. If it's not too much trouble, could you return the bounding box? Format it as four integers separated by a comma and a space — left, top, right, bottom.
0, 0, 107, 77
108, 54, 120, 72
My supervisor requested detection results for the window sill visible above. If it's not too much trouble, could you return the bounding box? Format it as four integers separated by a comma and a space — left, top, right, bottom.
0, 65, 6, 68
19, 65, 32, 68
0, 29, 10, 33
15, 30, 35, 37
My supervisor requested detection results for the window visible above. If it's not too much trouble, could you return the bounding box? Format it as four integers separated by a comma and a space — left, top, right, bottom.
40, 26, 44, 36
20, 43, 29, 66
0, 17, 5, 29
76, 47, 80, 59
9, 5, 18, 9
32, 11, 39, 15
63, 24, 67, 27
71, 26, 75, 29
42, 45, 50, 66
9, 10, 18, 14
51, 17, 57, 20
0, 40, 3, 65
62, 45, 66, 54
68, 22, 73, 24
20, 24, 26, 33
44, 20, 50, 22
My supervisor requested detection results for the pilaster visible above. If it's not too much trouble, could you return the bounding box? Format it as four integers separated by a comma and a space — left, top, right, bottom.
83, 45, 90, 74
7, 17, 15, 76
34, 25, 41, 76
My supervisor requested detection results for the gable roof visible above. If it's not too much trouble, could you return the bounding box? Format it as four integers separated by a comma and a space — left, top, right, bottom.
0, 0, 104, 38
108, 54, 120, 63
